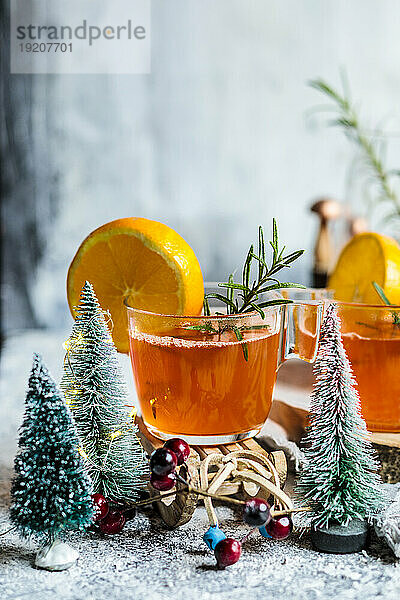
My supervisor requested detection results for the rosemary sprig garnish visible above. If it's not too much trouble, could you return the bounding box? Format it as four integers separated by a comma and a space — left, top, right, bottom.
185, 220, 305, 361
204, 219, 305, 318
372, 281, 400, 326
309, 76, 400, 227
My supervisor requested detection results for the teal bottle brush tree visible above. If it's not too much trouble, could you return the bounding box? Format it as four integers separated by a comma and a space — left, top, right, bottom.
61, 281, 149, 503
10, 354, 94, 570
295, 303, 387, 553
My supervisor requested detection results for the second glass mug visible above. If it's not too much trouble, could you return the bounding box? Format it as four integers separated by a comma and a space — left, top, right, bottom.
285, 289, 400, 432
126, 286, 323, 445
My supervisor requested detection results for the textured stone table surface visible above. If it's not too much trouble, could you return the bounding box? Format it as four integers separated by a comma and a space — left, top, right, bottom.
1, 331, 399, 600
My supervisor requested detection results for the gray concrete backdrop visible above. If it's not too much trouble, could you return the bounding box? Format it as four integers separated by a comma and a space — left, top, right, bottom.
3, 0, 400, 333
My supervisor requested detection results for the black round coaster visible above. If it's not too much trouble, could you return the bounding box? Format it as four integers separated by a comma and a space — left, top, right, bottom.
311, 520, 369, 554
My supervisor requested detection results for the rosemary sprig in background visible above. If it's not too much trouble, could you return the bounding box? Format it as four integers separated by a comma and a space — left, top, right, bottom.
310, 76, 400, 230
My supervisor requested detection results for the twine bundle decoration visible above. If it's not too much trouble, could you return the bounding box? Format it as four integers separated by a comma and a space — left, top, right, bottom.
137, 428, 296, 531
198, 450, 293, 529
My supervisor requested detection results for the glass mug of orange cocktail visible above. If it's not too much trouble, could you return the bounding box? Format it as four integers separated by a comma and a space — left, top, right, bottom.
337, 301, 400, 432
126, 288, 323, 444
284, 289, 400, 432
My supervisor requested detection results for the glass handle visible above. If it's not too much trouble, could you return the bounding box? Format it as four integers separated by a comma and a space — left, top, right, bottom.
279, 303, 323, 365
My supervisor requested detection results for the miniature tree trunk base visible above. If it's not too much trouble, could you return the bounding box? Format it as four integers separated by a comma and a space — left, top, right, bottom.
311, 520, 369, 554
35, 539, 79, 571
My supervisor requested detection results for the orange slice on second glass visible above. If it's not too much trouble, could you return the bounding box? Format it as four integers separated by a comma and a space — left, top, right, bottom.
67, 218, 204, 352
328, 232, 400, 305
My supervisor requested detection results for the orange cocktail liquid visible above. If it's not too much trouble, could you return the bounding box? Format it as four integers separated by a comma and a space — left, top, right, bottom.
129, 327, 280, 438
342, 331, 400, 432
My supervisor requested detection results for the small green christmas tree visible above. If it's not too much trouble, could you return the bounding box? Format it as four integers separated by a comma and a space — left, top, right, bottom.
61, 281, 148, 502
10, 354, 94, 540
296, 303, 386, 528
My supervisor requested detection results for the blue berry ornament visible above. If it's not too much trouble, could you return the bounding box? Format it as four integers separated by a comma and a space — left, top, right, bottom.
203, 525, 226, 550
259, 525, 272, 538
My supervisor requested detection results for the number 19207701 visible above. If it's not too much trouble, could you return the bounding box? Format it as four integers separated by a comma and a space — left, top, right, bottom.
19, 42, 73, 52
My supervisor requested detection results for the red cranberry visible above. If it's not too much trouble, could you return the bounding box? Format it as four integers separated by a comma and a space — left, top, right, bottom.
214, 538, 242, 568
98, 510, 126, 535
164, 438, 190, 465
150, 472, 176, 491
265, 515, 293, 540
91, 493, 109, 522
243, 498, 271, 527
150, 447, 178, 476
